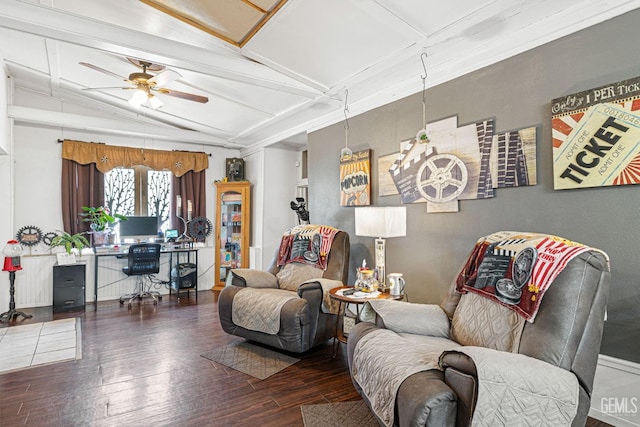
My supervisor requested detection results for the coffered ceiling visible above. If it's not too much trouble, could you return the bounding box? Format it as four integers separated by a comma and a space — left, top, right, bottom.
1, 0, 639, 152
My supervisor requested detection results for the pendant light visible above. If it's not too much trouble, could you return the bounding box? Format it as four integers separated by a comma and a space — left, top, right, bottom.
416, 52, 430, 143
340, 89, 353, 161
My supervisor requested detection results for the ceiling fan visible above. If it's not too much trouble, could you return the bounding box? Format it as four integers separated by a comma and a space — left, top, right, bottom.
80, 58, 209, 109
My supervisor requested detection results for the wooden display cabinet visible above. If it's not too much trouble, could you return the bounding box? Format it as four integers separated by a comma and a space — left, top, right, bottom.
213, 181, 251, 298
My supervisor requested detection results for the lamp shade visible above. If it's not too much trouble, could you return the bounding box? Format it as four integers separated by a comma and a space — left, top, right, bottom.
355, 206, 406, 238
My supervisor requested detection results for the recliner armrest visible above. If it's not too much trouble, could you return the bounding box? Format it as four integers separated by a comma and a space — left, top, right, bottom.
299, 278, 343, 314
440, 347, 580, 426
229, 269, 278, 288
367, 299, 450, 337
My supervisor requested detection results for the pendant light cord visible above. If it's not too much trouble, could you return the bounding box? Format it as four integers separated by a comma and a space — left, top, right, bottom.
421, 52, 428, 129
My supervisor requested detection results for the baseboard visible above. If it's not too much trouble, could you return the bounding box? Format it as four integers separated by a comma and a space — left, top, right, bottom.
589, 354, 640, 427
597, 354, 640, 376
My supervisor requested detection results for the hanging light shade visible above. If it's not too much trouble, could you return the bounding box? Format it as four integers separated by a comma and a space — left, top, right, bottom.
147, 94, 163, 110
128, 89, 147, 109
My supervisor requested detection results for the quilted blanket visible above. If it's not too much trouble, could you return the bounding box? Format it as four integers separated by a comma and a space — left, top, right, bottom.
441, 346, 578, 426
352, 330, 459, 427
456, 231, 609, 322
276, 225, 339, 270
231, 288, 298, 334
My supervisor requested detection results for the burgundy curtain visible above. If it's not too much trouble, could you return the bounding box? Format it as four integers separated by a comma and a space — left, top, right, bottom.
61, 159, 105, 235
171, 170, 206, 233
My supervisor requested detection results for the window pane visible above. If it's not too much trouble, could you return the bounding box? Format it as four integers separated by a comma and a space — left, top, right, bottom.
105, 168, 135, 217
148, 170, 172, 232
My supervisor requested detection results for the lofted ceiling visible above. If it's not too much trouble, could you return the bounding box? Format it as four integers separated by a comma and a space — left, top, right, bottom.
1, 0, 639, 152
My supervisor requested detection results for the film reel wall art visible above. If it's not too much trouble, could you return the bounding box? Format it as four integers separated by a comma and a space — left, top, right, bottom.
379, 116, 537, 213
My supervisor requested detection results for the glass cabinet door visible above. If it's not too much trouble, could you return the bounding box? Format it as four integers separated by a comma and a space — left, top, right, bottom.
219, 191, 243, 284
213, 181, 250, 296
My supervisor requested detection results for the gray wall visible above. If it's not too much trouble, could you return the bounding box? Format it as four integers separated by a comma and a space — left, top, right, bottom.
308, 9, 640, 360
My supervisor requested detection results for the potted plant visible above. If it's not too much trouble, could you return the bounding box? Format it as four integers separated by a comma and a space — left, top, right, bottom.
50, 231, 90, 255
80, 206, 127, 246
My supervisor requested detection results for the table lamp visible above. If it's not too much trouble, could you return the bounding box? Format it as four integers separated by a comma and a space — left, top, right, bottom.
355, 206, 406, 287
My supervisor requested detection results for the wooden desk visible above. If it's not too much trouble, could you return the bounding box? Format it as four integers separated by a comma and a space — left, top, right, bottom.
93, 246, 198, 310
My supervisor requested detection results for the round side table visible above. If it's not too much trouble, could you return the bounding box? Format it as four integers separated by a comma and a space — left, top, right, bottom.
329, 286, 403, 358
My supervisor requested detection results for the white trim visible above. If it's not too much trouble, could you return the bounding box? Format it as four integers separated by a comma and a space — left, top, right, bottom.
598, 354, 640, 376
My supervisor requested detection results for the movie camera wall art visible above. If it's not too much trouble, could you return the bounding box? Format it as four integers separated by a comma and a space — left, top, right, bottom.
379, 116, 537, 213
552, 75, 640, 190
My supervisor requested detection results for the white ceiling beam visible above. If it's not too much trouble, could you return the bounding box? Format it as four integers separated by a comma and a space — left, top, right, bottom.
44, 38, 61, 98
0, 0, 322, 98
8, 106, 243, 149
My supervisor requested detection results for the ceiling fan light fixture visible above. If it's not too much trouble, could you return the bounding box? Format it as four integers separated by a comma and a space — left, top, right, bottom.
148, 94, 163, 110
129, 89, 147, 109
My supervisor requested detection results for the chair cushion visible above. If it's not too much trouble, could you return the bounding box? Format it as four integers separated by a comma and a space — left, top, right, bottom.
450, 293, 524, 352
276, 262, 323, 291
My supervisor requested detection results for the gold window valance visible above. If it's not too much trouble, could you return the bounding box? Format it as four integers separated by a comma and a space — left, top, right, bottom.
61, 139, 208, 177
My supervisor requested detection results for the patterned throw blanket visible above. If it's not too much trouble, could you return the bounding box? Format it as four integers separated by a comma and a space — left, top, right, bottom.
276, 225, 339, 270
456, 231, 609, 322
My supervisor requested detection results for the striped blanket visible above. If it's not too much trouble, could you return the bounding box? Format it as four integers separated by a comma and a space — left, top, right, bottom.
456, 231, 609, 322
276, 225, 340, 270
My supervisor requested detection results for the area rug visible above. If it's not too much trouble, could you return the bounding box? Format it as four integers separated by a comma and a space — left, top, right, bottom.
300, 400, 378, 427
200, 341, 299, 380
0, 318, 82, 374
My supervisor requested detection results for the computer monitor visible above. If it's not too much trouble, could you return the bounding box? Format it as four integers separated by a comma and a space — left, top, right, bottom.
118, 216, 159, 242
165, 229, 178, 241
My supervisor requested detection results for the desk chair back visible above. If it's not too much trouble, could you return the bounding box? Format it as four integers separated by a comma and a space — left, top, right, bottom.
124, 243, 161, 276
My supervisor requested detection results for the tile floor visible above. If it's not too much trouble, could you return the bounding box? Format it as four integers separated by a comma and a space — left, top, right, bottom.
0, 318, 80, 374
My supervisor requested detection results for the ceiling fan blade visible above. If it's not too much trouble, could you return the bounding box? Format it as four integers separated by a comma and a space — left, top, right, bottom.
79, 62, 127, 81
156, 88, 209, 103
82, 86, 133, 91
148, 69, 181, 87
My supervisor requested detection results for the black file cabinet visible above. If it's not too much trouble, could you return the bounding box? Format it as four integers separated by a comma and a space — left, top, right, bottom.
170, 262, 198, 300
53, 263, 86, 313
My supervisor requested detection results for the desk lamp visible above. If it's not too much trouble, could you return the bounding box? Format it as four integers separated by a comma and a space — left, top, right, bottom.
355, 206, 406, 288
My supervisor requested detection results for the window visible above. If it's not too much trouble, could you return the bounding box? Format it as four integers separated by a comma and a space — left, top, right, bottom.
105, 166, 172, 234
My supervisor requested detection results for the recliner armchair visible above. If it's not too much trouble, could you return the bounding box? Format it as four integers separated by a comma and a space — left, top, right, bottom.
218, 226, 350, 353
347, 231, 610, 427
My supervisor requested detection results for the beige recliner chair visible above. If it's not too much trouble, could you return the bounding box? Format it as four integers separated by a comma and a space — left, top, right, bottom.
347, 231, 610, 427
218, 226, 350, 353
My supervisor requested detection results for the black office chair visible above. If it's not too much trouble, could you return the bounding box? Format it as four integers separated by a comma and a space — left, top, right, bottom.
119, 243, 162, 308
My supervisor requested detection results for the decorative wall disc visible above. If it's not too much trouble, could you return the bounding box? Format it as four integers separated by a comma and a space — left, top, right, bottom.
16, 225, 43, 246
42, 231, 58, 246
188, 217, 213, 241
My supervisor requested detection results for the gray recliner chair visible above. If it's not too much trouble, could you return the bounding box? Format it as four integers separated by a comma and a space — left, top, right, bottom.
347, 232, 610, 427
218, 227, 350, 353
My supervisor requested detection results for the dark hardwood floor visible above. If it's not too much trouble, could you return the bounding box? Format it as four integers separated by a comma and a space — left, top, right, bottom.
0, 291, 359, 426
0, 291, 612, 426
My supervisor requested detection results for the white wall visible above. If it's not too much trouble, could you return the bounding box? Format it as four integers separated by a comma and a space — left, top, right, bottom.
243, 145, 301, 270
243, 149, 263, 269
262, 146, 298, 266
0, 62, 12, 311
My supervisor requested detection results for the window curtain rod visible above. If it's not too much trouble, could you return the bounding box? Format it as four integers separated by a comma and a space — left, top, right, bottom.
56, 139, 212, 157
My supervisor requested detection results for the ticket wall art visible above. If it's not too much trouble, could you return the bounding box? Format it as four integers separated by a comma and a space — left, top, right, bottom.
340, 149, 371, 206
384, 116, 536, 211
552, 76, 640, 190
